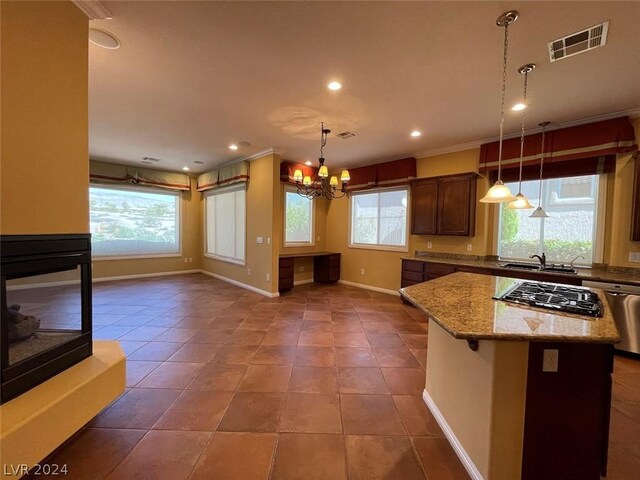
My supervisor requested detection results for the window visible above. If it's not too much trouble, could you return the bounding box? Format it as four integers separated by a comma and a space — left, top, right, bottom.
205, 185, 246, 263
498, 175, 603, 265
284, 187, 314, 246
90, 186, 180, 257
350, 188, 408, 250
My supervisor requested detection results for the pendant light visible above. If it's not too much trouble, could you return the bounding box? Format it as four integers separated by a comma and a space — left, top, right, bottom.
508, 64, 536, 209
480, 11, 518, 204
530, 121, 550, 218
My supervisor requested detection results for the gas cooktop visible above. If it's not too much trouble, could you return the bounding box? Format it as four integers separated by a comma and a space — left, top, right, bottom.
496, 281, 603, 318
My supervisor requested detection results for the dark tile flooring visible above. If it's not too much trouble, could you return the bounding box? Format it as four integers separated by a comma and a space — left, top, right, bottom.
32, 274, 640, 479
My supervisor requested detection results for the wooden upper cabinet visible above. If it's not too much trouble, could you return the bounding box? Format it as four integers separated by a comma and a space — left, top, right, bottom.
411, 173, 477, 236
411, 179, 438, 235
632, 156, 640, 241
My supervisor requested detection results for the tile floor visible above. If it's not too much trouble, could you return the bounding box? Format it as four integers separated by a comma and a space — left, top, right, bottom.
34, 273, 640, 479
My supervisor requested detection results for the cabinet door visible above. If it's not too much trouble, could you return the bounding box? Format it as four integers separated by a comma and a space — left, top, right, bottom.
411, 179, 438, 235
437, 175, 476, 236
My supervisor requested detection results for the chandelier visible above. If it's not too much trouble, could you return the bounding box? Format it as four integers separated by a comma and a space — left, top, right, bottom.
293, 123, 350, 200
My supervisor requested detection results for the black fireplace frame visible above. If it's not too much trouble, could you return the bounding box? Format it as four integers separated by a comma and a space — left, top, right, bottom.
1, 234, 93, 404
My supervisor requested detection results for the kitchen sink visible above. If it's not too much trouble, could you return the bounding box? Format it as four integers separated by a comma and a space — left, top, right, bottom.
541, 266, 577, 274
500, 263, 541, 271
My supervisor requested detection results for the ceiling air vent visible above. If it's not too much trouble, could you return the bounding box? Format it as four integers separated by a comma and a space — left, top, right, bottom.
142, 156, 161, 162
548, 21, 609, 62
336, 131, 356, 139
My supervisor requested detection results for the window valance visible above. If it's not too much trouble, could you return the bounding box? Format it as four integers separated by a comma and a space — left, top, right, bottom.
479, 116, 637, 179
197, 161, 249, 192
89, 160, 191, 191
345, 157, 417, 191
280, 161, 318, 184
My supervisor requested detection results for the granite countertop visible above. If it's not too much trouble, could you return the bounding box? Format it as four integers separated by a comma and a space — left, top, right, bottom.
401, 255, 640, 287
399, 272, 621, 344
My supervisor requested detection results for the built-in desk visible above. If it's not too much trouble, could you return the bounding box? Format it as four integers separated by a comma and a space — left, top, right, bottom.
278, 252, 341, 292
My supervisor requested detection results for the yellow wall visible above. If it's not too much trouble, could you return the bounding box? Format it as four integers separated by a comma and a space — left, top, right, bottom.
92, 178, 202, 279
606, 117, 640, 268
1, 1, 89, 234
201, 154, 279, 294
326, 148, 491, 292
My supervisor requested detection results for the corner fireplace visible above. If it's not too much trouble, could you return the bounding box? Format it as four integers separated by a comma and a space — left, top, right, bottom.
1, 234, 92, 404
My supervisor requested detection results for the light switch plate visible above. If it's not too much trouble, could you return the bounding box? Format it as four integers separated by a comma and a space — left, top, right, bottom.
257, 237, 263, 244
542, 349, 559, 372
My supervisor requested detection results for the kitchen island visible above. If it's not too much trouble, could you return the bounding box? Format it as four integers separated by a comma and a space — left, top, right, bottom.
400, 272, 620, 480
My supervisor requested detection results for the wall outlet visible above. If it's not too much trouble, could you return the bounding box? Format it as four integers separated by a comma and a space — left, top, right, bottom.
467, 244, 472, 251
183, 258, 188, 263
360, 268, 365, 276
427, 242, 432, 249
542, 349, 559, 372
629, 252, 640, 263
247, 268, 251, 276
188, 258, 193, 263
266, 273, 271, 282
317, 236, 321, 242
256, 237, 263, 244
299, 266, 304, 272
267, 237, 271, 245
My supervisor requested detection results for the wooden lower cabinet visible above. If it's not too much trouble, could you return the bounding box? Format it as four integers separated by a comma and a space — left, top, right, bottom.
278, 257, 294, 292
314, 253, 341, 284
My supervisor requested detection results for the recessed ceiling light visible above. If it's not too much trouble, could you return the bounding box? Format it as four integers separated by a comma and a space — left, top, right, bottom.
512, 103, 526, 111
305, 161, 312, 166
89, 28, 121, 49
410, 130, 422, 137
229, 144, 238, 150
327, 81, 342, 91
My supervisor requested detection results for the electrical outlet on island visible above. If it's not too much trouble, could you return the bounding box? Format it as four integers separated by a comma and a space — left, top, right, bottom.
427, 242, 432, 249
629, 252, 640, 263
466, 244, 472, 252
360, 268, 365, 276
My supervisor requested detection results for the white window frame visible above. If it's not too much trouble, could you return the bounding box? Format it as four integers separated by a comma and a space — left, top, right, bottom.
495, 174, 607, 266
283, 185, 315, 247
90, 184, 182, 260
348, 186, 410, 253
204, 184, 247, 265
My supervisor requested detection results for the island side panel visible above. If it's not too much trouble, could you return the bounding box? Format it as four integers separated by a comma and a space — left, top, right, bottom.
425, 321, 529, 480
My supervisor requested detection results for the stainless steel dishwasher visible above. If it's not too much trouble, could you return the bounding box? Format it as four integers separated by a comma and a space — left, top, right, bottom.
583, 281, 640, 355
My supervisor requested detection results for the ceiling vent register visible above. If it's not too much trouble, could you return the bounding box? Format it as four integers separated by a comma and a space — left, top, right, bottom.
548, 21, 609, 62
336, 131, 356, 139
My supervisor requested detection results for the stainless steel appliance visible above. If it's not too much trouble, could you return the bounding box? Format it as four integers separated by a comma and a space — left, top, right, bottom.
497, 281, 603, 317
583, 281, 640, 355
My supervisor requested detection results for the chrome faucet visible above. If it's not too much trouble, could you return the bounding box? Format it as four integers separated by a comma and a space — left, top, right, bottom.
569, 255, 585, 268
529, 253, 546, 269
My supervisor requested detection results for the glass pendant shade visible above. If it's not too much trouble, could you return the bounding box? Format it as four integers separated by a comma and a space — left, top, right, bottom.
508, 192, 533, 209
318, 165, 329, 178
340, 170, 350, 182
302, 175, 312, 186
529, 206, 549, 218
329, 176, 338, 187
480, 180, 516, 203
293, 169, 303, 182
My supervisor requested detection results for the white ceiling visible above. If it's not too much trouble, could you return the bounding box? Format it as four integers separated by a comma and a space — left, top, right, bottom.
88, 1, 640, 173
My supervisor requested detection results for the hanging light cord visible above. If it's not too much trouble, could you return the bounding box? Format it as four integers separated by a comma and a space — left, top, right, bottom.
517, 71, 529, 193
538, 125, 546, 204
320, 122, 327, 159
497, 21, 510, 182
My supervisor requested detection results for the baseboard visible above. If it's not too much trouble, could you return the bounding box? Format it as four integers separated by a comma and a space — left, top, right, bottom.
422, 389, 484, 480
338, 279, 400, 297
93, 269, 201, 283
199, 269, 279, 298
293, 279, 314, 286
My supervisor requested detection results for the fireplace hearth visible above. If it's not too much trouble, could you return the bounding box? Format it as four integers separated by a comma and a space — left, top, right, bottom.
1, 234, 93, 404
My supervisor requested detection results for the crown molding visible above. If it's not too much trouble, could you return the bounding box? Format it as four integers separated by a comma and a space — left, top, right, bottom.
72, 1, 112, 20
216, 147, 285, 169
